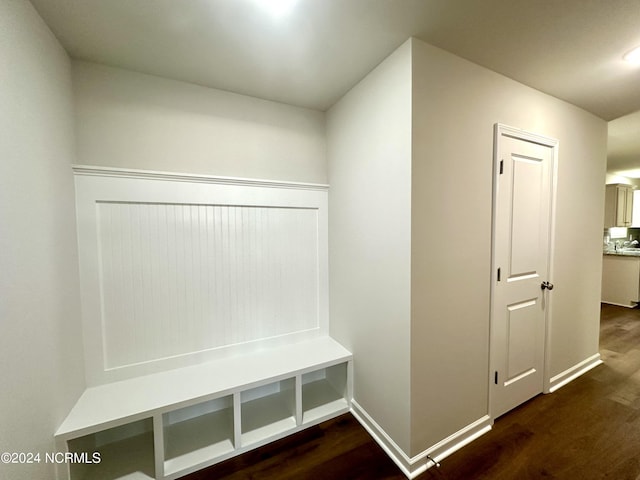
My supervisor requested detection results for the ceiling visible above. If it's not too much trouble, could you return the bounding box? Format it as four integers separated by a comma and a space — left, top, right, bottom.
28, 0, 640, 166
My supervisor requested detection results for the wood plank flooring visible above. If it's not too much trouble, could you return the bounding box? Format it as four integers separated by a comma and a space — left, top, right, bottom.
181, 304, 640, 480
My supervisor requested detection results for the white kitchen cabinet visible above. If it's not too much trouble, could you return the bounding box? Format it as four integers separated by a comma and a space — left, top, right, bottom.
601, 254, 640, 307
604, 183, 634, 228
631, 190, 640, 227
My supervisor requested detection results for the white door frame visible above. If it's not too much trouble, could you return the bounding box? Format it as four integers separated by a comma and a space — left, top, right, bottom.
489, 123, 559, 419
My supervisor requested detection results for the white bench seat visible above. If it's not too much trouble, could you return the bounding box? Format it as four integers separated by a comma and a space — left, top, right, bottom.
56, 336, 352, 480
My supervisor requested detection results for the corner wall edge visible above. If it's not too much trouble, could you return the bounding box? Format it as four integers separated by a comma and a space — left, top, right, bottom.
350, 401, 492, 479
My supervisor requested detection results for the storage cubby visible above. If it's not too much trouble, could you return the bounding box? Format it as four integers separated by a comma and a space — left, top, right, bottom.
163, 396, 234, 476
302, 362, 349, 424
68, 418, 155, 480
241, 378, 296, 447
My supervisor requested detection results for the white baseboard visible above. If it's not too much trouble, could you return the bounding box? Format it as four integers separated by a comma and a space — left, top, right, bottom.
547, 353, 603, 393
350, 354, 603, 477
350, 400, 492, 479
601, 301, 636, 308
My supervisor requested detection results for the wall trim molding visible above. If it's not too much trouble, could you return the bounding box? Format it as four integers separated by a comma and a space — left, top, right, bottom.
600, 301, 636, 309
72, 165, 329, 191
350, 400, 492, 479
417, 414, 492, 472
350, 400, 413, 477
547, 353, 603, 393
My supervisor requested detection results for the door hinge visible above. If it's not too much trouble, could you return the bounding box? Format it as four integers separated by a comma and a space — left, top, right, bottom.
497, 267, 501, 281
499, 159, 504, 174
494, 371, 498, 385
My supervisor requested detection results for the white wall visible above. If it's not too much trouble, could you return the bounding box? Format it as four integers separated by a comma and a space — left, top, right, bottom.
410, 38, 606, 455
328, 36, 606, 463
72, 61, 327, 184
0, 1, 85, 479
327, 40, 413, 454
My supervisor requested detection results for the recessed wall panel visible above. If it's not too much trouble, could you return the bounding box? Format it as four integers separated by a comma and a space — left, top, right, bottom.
97, 202, 319, 370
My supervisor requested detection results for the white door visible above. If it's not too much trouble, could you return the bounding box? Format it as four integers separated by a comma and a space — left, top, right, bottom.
490, 124, 557, 419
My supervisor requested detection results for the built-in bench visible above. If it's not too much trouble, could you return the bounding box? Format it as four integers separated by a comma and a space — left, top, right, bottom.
55, 337, 352, 480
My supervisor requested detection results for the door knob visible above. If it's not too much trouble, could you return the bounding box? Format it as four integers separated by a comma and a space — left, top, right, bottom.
541, 281, 554, 291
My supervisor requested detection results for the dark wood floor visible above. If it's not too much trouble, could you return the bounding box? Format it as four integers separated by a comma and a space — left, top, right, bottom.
182, 304, 640, 480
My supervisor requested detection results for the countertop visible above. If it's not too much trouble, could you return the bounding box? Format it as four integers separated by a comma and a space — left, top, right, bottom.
604, 249, 640, 257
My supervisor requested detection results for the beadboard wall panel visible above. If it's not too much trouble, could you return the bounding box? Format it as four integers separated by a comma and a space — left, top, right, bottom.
74, 166, 328, 385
